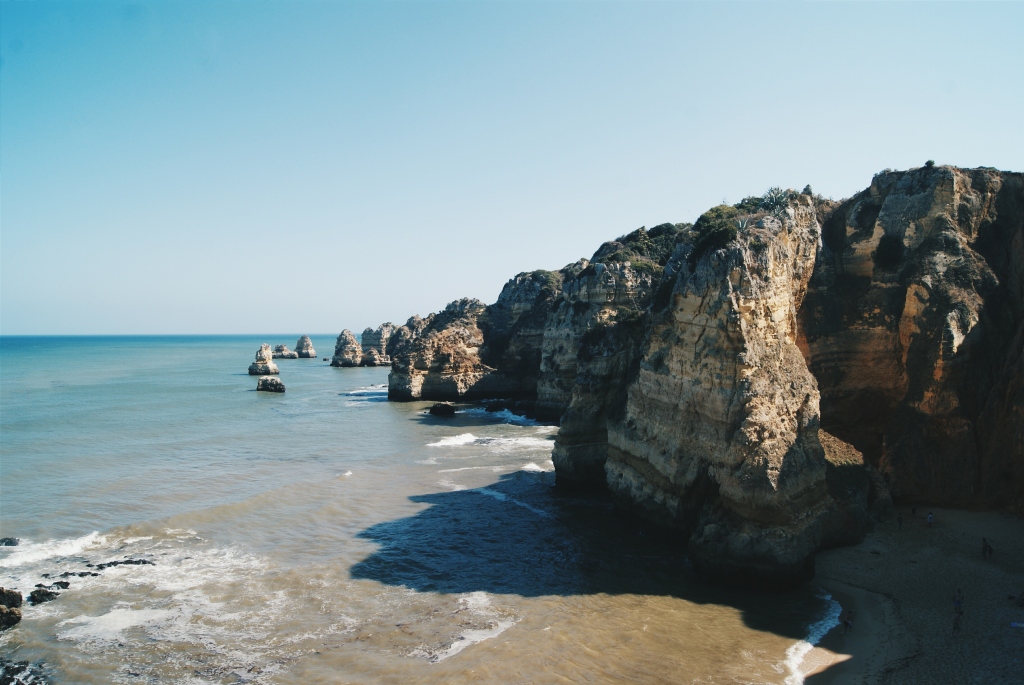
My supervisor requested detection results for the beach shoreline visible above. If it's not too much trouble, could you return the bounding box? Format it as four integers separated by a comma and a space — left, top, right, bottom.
801, 507, 1024, 685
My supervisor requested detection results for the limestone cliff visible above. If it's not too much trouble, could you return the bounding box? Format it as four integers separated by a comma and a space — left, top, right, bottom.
331, 330, 362, 367
602, 197, 834, 585
801, 166, 1024, 511
388, 299, 514, 400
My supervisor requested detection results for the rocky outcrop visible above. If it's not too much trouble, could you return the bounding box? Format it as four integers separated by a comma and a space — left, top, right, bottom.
0, 588, 21, 630
331, 330, 362, 367
248, 344, 279, 375
388, 299, 518, 400
360, 324, 396, 366
272, 344, 299, 359
295, 335, 316, 358
800, 166, 1024, 511
603, 197, 834, 586
257, 376, 285, 393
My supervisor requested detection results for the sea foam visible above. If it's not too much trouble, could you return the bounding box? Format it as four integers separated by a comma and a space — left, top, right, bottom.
782, 591, 843, 685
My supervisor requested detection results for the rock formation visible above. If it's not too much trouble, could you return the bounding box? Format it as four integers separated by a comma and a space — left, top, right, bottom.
360, 324, 396, 365
800, 166, 1024, 511
248, 344, 280, 375
257, 376, 286, 393
295, 335, 316, 358
272, 344, 299, 359
377, 165, 1022, 583
331, 330, 362, 367
0, 588, 21, 630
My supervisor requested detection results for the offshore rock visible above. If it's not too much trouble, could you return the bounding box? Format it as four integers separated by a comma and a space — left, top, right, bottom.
248, 344, 280, 375
28, 588, 58, 605
605, 198, 833, 586
295, 335, 316, 358
428, 403, 456, 417
331, 330, 362, 367
0, 588, 22, 630
801, 166, 1024, 510
0, 538, 18, 547
256, 376, 285, 393
272, 344, 299, 359
360, 349, 387, 367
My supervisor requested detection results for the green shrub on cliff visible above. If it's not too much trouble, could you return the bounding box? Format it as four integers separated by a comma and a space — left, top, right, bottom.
687, 205, 739, 267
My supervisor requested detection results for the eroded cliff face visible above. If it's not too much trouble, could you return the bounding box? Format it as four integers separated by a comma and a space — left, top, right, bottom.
387, 298, 523, 401
602, 197, 833, 585
801, 166, 1024, 510
360, 324, 396, 366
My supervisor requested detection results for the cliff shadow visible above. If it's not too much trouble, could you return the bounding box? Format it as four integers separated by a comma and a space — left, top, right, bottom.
349, 470, 823, 641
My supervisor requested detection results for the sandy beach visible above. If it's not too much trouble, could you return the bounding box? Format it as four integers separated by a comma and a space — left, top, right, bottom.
802, 507, 1024, 685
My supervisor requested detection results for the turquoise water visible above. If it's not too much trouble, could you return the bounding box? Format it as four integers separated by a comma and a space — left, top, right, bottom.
0, 336, 837, 684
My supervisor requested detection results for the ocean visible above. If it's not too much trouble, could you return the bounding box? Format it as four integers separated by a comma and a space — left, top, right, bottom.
0, 336, 839, 684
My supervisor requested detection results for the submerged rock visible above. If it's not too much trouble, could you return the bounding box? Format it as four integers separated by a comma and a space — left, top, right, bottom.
0, 538, 18, 547
0, 588, 22, 630
295, 335, 316, 358
248, 344, 280, 375
331, 330, 362, 367
428, 403, 456, 417
256, 376, 285, 393
272, 344, 299, 359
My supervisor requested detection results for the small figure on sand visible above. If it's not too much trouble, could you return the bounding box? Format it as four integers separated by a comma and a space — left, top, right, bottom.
841, 610, 854, 633
897, 512, 903, 531
982, 537, 994, 560
927, 512, 934, 527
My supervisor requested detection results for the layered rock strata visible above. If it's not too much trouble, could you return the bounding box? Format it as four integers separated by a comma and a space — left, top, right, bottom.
603, 197, 834, 585
295, 335, 316, 358
800, 166, 1024, 510
331, 330, 362, 367
248, 344, 279, 375
272, 344, 299, 359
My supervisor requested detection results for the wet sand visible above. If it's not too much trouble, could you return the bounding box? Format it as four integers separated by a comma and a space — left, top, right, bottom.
806, 507, 1024, 685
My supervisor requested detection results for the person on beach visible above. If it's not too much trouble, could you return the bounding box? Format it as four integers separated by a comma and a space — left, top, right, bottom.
985, 539, 994, 559
982, 537, 989, 559
928, 512, 934, 527
842, 610, 854, 633
897, 512, 903, 531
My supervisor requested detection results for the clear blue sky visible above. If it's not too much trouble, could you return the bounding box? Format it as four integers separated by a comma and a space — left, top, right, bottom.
2, 1, 1022, 335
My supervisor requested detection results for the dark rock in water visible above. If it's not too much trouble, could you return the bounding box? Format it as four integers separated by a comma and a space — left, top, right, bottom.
93, 558, 155, 570
0, 588, 23, 630
28, 589, 58, 605
35, 582, 69, 590
429, 403, 456, 417
485, 401, 506, 413
0, 657, 48, 683
0, 538, 18, 547
0, 588, 23, 609
256, 376, 285, 393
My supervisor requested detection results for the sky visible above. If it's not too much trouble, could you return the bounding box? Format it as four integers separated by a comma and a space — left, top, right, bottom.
2, 1, 1022, 335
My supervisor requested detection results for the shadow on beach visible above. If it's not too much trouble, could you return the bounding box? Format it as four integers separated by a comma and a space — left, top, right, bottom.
350, 469, 824, 642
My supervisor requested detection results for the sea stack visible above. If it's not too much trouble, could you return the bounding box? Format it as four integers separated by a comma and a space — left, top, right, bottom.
360, 324, 395, 366
272, 344, 299, 359
295, 335, 316, 358
256, 376, 286, 393
331, 330, 362, 367
248, 344, 280, 375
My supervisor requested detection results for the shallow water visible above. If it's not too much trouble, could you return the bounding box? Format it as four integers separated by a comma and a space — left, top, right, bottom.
0, 336, 838, 684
